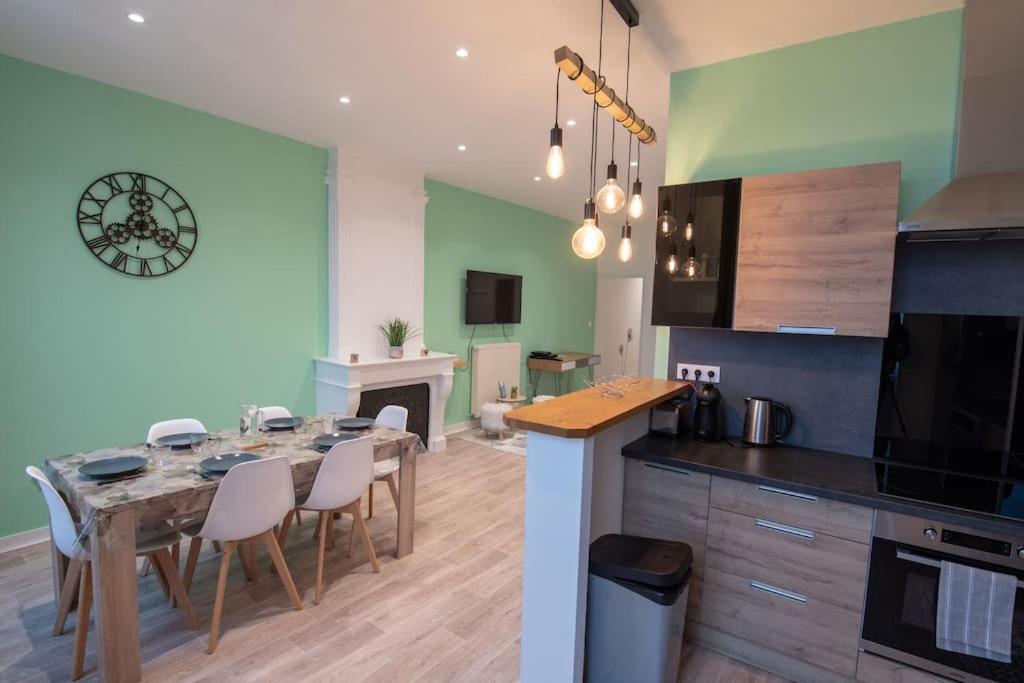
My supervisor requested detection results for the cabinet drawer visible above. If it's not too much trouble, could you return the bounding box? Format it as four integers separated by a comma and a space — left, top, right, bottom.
623, 459, 710, 555
707, 507, 868, 612
856, 651, 953, 682
702, 567, 861, 677
710, 476, 873, 543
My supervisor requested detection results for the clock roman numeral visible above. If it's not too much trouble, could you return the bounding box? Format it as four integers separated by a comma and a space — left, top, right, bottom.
162, 255, 174, 272
110, 252, 128, 273
100, 174, 124, 194
131, 174, 147, 193
178, 225, 196, 234
82, 190, 107, 208
140, 259, 153, 277
86, 235, 111, 253
172, 204, 190, 214
78, 210, 102, 225
174, 244, 193, 259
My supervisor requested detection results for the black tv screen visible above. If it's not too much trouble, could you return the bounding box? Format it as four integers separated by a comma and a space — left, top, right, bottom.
466, 270, 522, 324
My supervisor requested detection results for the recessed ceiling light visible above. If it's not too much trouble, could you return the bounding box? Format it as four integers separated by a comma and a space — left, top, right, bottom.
534, 176, 541, 182
457, 144, 467, 152
566, 119, 576, 127
338, 96, 351, 104
127, 12, 145, 23
455, 47, 469, 58
630, 160, 638, 166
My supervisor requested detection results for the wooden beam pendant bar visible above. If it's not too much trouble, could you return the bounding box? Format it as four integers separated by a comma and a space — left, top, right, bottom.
554, 45, 656, 144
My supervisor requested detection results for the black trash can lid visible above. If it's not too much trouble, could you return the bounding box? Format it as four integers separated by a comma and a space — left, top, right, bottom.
589, 534, 693, 588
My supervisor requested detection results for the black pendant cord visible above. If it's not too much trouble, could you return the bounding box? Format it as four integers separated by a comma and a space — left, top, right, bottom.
588, 0, 606, 201
635, 134, 640, 182
623, 24, 633, 192
554, 69, 561, 126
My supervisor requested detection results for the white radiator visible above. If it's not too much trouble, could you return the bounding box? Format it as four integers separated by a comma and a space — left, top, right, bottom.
471, 342, 521, 417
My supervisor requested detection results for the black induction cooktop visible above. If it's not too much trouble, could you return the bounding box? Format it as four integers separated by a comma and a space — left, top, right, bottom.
874, 436, 1024, 522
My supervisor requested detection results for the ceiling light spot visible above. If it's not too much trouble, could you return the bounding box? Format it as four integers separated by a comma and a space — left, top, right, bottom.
630, 161, 638, 166
566, 119, 576, 127
127, 12, 145, 23
534, 176, 542, 182
338, 96, 351, 104
455, 47, 469, 58
457, 144, 467, 152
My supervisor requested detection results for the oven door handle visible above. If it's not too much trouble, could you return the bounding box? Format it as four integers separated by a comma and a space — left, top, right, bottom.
896, 549, 1024, 588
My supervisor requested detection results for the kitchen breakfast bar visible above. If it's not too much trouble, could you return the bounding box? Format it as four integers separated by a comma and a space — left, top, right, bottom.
503, 378, 687, 682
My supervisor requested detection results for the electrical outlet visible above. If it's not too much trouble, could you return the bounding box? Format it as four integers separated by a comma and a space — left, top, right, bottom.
676, 363, 721, 383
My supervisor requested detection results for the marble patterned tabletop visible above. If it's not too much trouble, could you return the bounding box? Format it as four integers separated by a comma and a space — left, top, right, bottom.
44, 415, 425, 524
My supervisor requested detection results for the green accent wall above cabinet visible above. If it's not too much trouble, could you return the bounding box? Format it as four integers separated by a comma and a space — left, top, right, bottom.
0, 54, 327, 538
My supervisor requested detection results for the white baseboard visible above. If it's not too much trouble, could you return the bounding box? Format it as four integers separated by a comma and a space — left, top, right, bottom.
0, 526, 49, 555
444, 418, 480, 436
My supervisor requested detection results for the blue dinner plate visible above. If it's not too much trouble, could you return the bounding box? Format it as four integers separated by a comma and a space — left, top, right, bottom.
199, 452, 260, 474
155, 432, 208, 449
263, 416, 303, 431
313, 432, 360, 452
334, 417, 375, 430
79, 455, 148, 479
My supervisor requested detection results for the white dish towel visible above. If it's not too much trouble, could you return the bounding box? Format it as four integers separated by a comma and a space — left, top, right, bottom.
936, 560, 1017, 663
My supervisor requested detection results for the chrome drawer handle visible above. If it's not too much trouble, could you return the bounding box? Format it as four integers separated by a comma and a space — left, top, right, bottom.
777, 325, 836, 336
757, 484, 818, 502
749, 580, 807, 603
644, 462, 692, 476
755, 518, 815, 540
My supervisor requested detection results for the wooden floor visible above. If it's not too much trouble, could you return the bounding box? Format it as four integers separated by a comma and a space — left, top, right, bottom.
1, 436, 785, 682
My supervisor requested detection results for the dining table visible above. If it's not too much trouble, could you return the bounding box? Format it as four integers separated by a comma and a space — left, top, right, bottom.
43, 415, 425, 683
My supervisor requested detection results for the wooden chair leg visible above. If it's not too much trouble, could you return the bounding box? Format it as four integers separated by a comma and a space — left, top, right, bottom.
348, 502, 380, 573
150, 549, 200, 629
151, 552, 171, 599
385, 472, 399, 511
295, 509, 303, 526
277, 510, 295, 547
347, 517, 356, 557
53, 558, 82, 636
315, 512, 330, 605
208, 540, 237, 654
71, 562, 92, 680
325, 513, 335, 550
238, 542, 256, 582
368, 483, 374, 518
212, 541, 222, 553
259, 530, 303, 611
182, 536, 203, 593
168, 541, 181, 607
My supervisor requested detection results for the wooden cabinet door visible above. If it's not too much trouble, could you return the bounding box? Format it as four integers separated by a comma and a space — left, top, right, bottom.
733, 162, 900, 337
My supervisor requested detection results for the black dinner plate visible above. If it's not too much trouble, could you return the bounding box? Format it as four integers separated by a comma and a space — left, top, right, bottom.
79, 455, 148, 479
334, 417, 375, 430
154, 432, 208, 449
313, 432, 361, 452
199, 452, 261, 474
263, 416, 304, 431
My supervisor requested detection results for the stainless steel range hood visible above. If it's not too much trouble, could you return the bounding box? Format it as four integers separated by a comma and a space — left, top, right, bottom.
899, 0, 1024, 242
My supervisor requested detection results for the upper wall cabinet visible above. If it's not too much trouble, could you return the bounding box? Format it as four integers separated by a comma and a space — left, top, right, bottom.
651, 179, 743, 328
732, 162, 901, 338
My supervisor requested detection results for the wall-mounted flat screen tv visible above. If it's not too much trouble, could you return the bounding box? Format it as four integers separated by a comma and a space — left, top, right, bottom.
465, 270, 522, 324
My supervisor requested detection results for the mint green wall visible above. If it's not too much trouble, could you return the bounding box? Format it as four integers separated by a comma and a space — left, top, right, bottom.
423, 179, 597, 425
0, 55, 327, 537
666, 10, 963, 216
657, 10, 964, 375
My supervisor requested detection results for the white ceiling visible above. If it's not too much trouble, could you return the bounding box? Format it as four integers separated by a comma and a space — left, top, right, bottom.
0, 0, 961, 223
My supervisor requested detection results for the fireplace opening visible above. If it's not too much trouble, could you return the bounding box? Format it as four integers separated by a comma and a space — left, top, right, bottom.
357, 383, 430, 446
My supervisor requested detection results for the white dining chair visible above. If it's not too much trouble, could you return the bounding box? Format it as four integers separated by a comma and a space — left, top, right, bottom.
367, 405, 407, 518
277, 436, 380, 604
26, 466, 198, 680
146, 418, 207, 445
257, 405, 291, 424
179, 456, 303, 653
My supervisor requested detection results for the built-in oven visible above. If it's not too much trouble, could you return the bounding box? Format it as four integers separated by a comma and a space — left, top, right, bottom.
862, 510, 1024, 681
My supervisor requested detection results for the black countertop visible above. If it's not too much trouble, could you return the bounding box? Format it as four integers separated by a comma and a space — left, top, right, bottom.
622, 434, 1024, 538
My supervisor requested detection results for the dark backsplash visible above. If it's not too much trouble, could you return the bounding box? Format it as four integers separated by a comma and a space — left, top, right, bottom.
666, 239, 1024, 457
668, 328, 883, 456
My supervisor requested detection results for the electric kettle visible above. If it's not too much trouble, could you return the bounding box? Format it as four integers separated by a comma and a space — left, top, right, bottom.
742, 397, 793, 446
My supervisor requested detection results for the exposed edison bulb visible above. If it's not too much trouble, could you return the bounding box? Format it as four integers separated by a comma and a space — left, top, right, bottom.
682, 244, 702, 279
666, 244, 680, 274
617, 224, 633, 262
595, 162, 626, 214
684, 211, 695, 241
546, 126, 565, 179
628, 179, 644, 219
658, 211, 677, 237
572, 201, 605, 259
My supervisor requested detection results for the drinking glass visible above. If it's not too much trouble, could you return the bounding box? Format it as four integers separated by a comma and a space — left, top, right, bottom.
190, 432, 207, 454
201, 437, 221, 461
239, 404, 257, 439
150, 445, 172, 469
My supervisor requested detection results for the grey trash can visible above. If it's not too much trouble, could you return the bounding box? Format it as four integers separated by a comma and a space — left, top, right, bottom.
585, 534, 693, 683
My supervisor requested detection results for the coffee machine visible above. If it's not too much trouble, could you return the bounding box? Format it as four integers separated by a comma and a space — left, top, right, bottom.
692, 383, 723, 442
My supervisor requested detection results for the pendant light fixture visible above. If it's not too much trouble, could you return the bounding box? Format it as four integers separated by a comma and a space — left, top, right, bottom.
629, 138, 644, 219
657, 198, 677, 237
572, 0, 607, 259
616, 31, 635, 264
622, 27, 643, 220
617, 222, 633, 262
682, 243, 702, 279
683, 184, 696, 242
666, 240, 680, 274
546, 71, 566, 179
596, 158, 626, 214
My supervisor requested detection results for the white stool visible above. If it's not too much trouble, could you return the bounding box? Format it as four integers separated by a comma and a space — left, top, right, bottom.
480, 402, 513, 439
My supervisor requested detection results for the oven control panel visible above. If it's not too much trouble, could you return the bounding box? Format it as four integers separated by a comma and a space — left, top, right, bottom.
875, 510, 1024, 570
939, 527, 1013, 557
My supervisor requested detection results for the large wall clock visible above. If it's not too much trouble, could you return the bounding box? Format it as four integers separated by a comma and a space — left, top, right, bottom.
77, 172, 198, 277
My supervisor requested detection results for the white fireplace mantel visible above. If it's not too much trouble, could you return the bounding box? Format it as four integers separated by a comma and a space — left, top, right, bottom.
314, 353, 456, 452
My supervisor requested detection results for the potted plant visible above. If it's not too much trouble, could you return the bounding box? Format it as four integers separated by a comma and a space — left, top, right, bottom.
377, 317, 421, 359
510, 386, 519, 399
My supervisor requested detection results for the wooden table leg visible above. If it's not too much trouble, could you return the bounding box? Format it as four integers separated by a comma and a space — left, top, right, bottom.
90, 509, 141, 682
395, 447, 417, 558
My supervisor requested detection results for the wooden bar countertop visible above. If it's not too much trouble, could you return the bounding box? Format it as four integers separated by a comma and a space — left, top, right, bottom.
503, 377, 687, 438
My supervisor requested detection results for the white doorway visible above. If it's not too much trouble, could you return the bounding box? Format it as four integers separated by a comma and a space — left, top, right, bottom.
593, 276, 644, 378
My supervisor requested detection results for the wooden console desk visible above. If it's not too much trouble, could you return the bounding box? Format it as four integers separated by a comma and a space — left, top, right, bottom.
526, 352, 600, 396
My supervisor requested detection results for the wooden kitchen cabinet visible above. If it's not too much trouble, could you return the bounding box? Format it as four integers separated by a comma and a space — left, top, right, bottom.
732, 161, 901, 337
